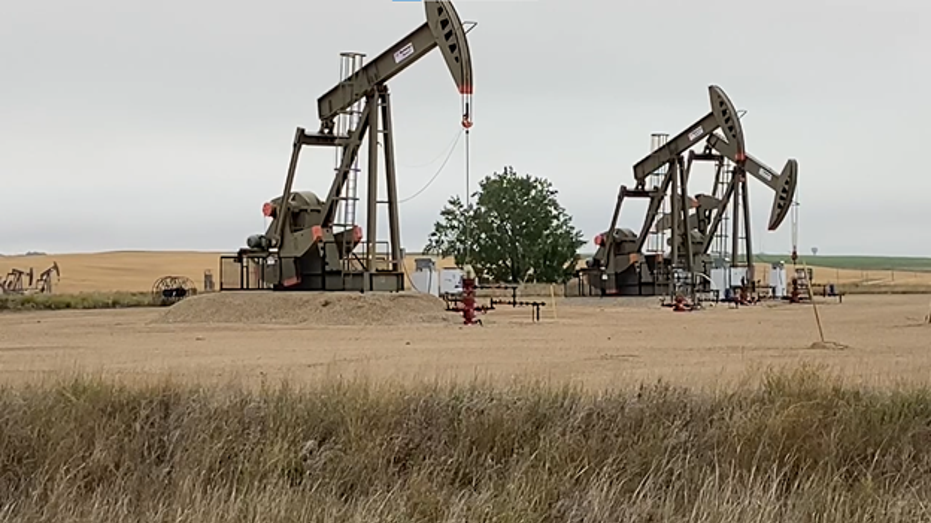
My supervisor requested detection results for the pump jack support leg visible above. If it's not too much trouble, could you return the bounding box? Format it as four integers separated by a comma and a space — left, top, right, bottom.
632, 166, 674, 254
379, 88, 402, 273
741, 173, 754, 288
321, 103, 372, 226
731, 169, 741, 268
669, 159, 679, 298
699, 173, 738, 254
598, 160, 676, 270
272, 128, 306, 247
678, 156, 694, 296
366, 92, 379, 284
601, 186, 627, 271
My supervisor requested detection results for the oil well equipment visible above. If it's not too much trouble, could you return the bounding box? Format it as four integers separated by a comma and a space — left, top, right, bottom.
152, 275, 197, 306
221, 0, 473, 292
0, 263, 59, 295
581, 85, 798, 300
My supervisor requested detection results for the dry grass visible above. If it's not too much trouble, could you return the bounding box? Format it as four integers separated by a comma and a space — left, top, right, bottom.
3, 253, 929, 519
1, 366, 931, 521
2, 294, 929, 390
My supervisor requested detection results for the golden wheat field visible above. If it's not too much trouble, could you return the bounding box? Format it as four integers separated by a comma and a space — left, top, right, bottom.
0, 251, 464, 294
3, 250, 931, 294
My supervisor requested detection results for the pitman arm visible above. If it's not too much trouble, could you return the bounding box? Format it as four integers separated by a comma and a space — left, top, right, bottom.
316, 0, 473, 131
704, 133, 798, 231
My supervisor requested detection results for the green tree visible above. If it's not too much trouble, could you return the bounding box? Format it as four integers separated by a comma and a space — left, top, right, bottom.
424, 166, 585, 283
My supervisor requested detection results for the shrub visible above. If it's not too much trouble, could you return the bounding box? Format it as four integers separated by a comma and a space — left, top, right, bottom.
0, 292, 157, 311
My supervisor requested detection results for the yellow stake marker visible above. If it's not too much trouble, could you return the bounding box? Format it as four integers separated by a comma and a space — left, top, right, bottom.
804, 262, 825, 342
550, 284, 558, 320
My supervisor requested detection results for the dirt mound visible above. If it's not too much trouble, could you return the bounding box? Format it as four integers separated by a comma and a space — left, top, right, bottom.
806, 341, 849, 351
155, 291, 454, 326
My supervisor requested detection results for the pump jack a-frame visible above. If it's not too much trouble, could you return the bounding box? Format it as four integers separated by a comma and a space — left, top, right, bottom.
225, 0, 474, 292
584, 85, 798, 299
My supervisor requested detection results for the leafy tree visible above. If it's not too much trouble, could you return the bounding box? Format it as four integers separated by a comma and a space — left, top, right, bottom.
424, 166, 584, 283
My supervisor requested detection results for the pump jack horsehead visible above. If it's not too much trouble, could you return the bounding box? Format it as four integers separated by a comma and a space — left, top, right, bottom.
229, 0, 473, 292
585, 85, 798, 297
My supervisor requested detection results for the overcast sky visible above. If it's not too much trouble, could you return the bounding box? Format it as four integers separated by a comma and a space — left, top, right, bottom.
1, 0, 927, 257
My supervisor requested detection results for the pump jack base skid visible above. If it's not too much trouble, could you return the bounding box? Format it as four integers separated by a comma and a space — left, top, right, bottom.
218, 252, 404, 292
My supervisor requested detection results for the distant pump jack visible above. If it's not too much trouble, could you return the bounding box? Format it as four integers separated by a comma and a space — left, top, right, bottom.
583, 85, 799, 299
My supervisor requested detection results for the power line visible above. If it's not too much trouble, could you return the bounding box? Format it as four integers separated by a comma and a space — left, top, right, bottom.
396, 128, 463, 168
397, 129, 463, 204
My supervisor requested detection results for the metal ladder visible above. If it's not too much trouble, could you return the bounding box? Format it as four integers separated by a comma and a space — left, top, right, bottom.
729, 163, 754, 291
710, 157, 731, 262
645, 133, 669, 254
333, 52, 365, 276
795, 266, 814, 301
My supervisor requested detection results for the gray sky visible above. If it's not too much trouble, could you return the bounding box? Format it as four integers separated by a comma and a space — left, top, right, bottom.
2, 0, 928, 256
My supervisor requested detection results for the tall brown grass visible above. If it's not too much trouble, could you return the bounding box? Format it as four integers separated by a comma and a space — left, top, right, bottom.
2, 366, 931, 521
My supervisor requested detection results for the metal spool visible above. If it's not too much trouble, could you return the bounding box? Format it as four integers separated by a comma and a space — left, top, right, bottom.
152, 276, 197, 305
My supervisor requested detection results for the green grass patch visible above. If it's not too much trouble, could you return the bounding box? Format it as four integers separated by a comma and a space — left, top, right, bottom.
838, 283, 931, 295
0, 291, 158, 311
755, 254, 931, 272
2, 367, 931, 520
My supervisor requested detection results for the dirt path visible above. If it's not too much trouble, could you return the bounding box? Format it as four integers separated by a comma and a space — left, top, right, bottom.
0, 294, 928, 390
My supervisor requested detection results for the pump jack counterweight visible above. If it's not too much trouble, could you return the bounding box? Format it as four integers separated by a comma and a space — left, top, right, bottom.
222, 0, 475, 292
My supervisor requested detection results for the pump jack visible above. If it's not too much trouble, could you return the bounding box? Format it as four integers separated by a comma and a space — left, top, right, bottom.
225, 0, 473, 292
35, 262, 60, 293
584, 85, 798, 299
1, 268, 33, 294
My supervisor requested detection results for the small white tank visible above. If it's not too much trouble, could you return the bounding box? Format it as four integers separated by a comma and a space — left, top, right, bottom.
410, 258, 439, 296
769, 262, 787, 297
410, 270, 438, 295
710, 267, 727, 293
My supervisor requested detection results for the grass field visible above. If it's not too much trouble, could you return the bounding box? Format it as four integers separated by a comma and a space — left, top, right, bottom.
755, 253, 931, 272
3, 367, 931, 521
2, 250, 931, 520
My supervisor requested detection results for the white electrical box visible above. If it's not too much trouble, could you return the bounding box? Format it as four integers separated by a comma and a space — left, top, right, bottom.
710, 267, 727, 292
439, 268, 464, 295
730, 267, 748, 287
410, 268, 439, 296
